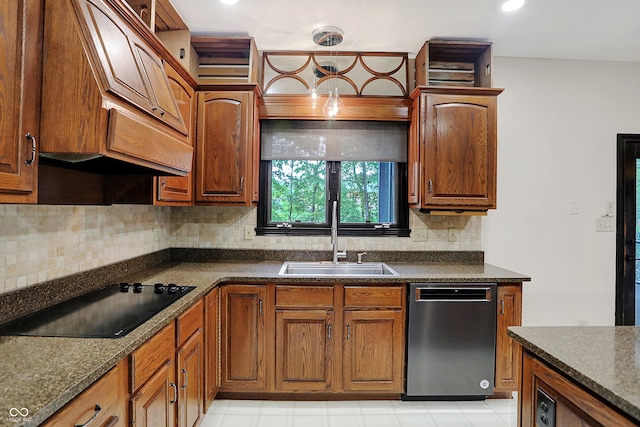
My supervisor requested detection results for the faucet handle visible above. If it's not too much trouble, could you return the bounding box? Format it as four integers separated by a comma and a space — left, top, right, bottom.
357, 252, 367, 264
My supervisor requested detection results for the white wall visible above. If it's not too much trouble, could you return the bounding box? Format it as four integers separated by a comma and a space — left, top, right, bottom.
484, 57, 640, 326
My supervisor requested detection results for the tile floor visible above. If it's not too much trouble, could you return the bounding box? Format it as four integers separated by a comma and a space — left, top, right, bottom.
200, 397, 518, 427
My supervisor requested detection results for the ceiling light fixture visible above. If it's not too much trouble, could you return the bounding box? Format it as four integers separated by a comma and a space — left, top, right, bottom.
501, 0, 524, 12
219, 0, 240, 5
311, 26, 344, 117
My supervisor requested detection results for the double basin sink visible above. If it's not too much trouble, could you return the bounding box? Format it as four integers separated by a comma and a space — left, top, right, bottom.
278, 261, 399, 277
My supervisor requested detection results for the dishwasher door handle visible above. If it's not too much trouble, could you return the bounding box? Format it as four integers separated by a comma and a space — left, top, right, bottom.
414, 287, 493, 302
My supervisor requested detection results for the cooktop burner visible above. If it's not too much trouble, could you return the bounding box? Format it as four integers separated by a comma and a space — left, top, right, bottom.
0, 283, 195, 338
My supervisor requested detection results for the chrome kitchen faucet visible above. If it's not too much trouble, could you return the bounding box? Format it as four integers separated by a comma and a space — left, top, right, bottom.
331, 200, 347, 263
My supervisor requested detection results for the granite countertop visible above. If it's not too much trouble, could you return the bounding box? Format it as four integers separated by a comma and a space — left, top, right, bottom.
0, 259, 529, 427
509, 326, 640, 422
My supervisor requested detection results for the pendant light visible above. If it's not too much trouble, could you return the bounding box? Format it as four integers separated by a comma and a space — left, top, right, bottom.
312, 26, 344, 117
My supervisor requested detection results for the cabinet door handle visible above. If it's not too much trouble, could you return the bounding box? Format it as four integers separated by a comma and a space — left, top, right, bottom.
152, 106, 166, 116
74, 404, 101, 427
347, 324, 351, 340
259, 298, 263, 315
181, 368, 188, 389
500, 299, 505, 315
327, 324, 332, 340
102, 416, 119, 427
25, 133, 36, 166
240, 176, 245, 191
428, 179, 433, 194
169, 382, 178, 404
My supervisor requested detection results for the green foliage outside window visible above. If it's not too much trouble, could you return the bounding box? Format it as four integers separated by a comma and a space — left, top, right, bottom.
271, 160, 326, 223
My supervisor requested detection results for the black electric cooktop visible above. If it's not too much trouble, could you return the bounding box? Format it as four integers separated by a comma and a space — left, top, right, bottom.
0, 283, 195, 338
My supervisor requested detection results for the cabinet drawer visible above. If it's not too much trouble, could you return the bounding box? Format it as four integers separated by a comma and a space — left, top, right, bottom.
177, 299, 203, 347
42, 360, 127, 427
275, 285, 334, 308
130, 322, 176, 392
344, 286, 404, 309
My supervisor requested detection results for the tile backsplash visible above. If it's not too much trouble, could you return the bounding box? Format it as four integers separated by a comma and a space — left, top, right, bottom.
169, 206, 481, 252
0, 205, 171, 294
0, 204, 481, 295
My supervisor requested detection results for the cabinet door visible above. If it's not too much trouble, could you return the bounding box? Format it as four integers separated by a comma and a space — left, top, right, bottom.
0, 0, 41, 202
422, 92, 497, 209
130, 359, 177, 427
343, 310, 404, 392
495, 284, 522, 392
76, 0, 186, 135
204, 287, 220, 411
275, 309, 335, 391
134, 41, 186, 133
196, 92, 254, 205
220, 284, 266, 391
156, 64, 194, 204
177, 331, 203, 427
407, 95, 421, 206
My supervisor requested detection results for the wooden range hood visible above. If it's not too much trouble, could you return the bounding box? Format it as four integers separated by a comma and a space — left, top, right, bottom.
38, 0, 193, 178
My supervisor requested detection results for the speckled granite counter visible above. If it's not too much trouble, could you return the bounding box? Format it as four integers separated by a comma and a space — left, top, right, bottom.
508, 326, 640, 422
0, 257, 529, 427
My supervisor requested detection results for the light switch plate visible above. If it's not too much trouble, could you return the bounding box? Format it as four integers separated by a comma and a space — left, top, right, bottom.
448, 228, 458, 242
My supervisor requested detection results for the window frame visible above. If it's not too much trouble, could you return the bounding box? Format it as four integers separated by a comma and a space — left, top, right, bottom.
257, 160, 410, 237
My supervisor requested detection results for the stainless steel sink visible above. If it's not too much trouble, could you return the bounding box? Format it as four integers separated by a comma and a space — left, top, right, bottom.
278, 261, 399, 277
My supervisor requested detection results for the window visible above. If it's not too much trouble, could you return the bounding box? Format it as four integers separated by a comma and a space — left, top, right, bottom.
257, 121, 409, 236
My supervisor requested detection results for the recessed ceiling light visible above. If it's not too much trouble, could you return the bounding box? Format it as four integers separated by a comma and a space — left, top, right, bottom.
219, 0, 240, 5
502, 0, 525, 12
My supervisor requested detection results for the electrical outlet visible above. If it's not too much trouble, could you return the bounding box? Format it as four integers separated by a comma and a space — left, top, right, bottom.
448, 228, 458, 242
244, 225, 254, 240
595, 217, 614, 232
413, 228, 428, 242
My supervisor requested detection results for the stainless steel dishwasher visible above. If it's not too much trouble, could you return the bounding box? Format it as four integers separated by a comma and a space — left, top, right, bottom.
404, 283, 497, 399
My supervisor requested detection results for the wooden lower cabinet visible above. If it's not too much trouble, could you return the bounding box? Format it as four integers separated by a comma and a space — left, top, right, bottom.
176, 299, 204, 427
520, 351, 637, 427
177, 331, 203, 427
220, 284, 267, 391
343, 310, 404, 392
131, 359, 177, 427
495, 283, 523, 393
220, 283, 406, 396
204, 287, 220, 411
275, 309, 336, 391
42, 359, 128, 427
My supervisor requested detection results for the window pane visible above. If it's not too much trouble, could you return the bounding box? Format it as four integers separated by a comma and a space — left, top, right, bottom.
340, 161, 396, 224
271, 160, 327, 223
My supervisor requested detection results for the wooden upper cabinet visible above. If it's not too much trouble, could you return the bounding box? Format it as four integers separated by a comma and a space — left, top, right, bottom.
196, 89, 260, 205
77, 0, 187, 135
156, 63, 194, 205
0, 0, 42, 203
410, 86, 503, 211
